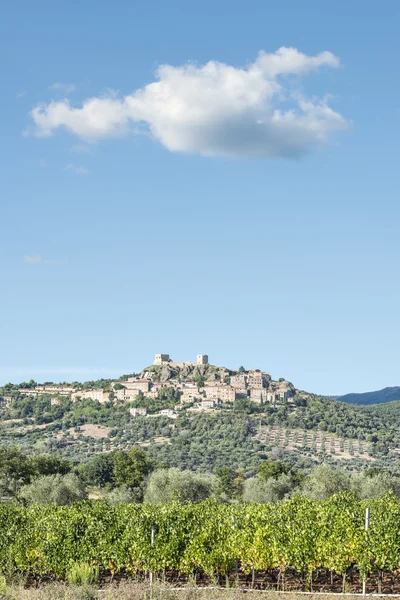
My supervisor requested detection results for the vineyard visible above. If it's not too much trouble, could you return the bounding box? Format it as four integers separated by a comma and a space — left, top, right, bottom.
1, 493, 400, 592
254, 426, 371, 461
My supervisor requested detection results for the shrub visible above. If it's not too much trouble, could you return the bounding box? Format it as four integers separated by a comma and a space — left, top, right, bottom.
66, 563, 99, 586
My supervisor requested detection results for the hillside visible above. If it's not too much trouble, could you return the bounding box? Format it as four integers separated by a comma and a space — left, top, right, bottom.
141, 361, 231, 383
2, 388, 400, 473
339, 386, 400, 405
2, 357, 400, 473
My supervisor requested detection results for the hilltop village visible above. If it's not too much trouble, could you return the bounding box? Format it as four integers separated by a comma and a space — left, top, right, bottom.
4, 354, 295, 418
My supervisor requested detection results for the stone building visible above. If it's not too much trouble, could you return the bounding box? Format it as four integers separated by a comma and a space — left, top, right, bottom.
19, 385, 76, 397
154, 354, 170, 365
201, 399, 218, 409
130, 407, 147, 417
197, 354, 208, 365
159, 409, 178, 419
250, 388, 268, 403
204, 384, 236, 403
71, 389, 109, 403
247, 370, 270, 387
0, 396, 12, 407
125, 379, 151, 393
230, 374, 247, 389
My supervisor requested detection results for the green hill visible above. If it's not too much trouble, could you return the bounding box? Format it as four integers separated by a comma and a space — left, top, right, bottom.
2, 385, 400, 473
339, 386, 400, 405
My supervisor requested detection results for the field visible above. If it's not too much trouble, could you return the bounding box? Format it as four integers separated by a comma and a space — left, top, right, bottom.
254, 426, 372, 461
0, 582, 385, 600
2, 494, 400, 595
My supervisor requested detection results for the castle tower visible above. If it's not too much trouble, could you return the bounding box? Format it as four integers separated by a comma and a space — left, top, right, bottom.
197, 354, 209, 365
154, 354, 170, 365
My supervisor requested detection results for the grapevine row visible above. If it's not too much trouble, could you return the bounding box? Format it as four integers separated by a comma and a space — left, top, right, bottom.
1, 493, 400, 580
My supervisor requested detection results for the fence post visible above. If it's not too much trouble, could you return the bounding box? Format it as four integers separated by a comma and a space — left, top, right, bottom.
362, 507, 370, 595
150, 524, 155, 587
232, 516, 238, 577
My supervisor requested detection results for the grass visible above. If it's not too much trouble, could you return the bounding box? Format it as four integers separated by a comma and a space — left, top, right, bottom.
66, 563, 99, 586
0, 582, 386, 600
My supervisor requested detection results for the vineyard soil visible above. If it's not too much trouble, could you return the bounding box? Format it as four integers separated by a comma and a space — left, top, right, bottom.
0, 582, 391, 600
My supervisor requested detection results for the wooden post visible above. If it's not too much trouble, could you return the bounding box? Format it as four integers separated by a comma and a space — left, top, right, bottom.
150, 524, 155, 587
362, 507, 370, 595
232, 516, 238, 577
378, 569, 383, 594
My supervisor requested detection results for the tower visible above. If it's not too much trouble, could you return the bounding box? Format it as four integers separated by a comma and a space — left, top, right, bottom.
154, 354, 170, 365
197, 354, 209, 365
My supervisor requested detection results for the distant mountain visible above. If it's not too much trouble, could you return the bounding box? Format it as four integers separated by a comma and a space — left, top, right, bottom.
339, 386, 400, 406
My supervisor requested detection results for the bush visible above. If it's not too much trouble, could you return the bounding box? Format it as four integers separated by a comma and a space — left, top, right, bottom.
66, 562, 99, 586
300, 465, 351, 500
0, 575, 7, 594
106, 485, 142, 505
19, 473, 87, 505
243, 474, 294, 503
144, 468, 216, 503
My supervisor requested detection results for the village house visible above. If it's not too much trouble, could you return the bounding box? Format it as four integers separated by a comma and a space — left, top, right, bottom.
40, 385, 75, 395
19, 385, 76, 397
179, 388, 201, 403
122, 379, 151, 393
130, 407, 147, 417
247, 370, 271, 387
204, 384, 236, 403
250, 388, 268, 403
159, 409, 178, 419
201, 399, 219, 409
71, 389, 109, 403
115, 387, 145, 402
0, 396, 12, 407
230, 374, 247, 389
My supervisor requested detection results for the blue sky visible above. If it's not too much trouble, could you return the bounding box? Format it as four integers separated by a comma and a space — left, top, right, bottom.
1, 0, 399, 394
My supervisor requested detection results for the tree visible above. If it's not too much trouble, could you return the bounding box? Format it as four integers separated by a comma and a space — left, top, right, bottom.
144, 468, 216, 503
194, 375, 205, 388
243, 474, 294, 503
233, 398, 252, 413
257, 458, 289, 482
0, 447, 33, 496
107, 484, 142, 505
29, 455, 72, 477
300, 465, 351, 500
215, 467, 244, 501
19, 473, 87, 505
112, 447, 153, 491
78, 453, 114, 488
351, 471, 400, 499
113, 383, 125, 391
238, 366, 246, 373
157, 387, 180, 402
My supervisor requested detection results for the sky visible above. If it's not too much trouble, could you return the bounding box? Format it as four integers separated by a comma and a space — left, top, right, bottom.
1, 0, 399, 395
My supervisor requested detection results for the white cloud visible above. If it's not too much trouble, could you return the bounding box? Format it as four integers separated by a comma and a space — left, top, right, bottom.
23, 254, 50, 264
65, 163, 90, 175
49, 82, 76, 94
23, 254, 67, 265
30, 47, 348, 159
